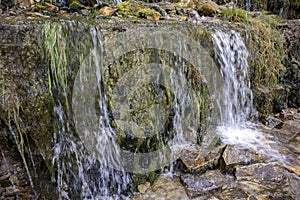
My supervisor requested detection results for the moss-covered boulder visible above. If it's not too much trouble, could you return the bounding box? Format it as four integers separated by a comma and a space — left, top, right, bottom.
137, 8, 161, 20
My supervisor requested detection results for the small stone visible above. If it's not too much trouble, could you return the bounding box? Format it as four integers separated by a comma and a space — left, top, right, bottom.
218, 188, 249, 200
136, 8, 161, 21
285, 165, 300, 176
262, 116, 283, 128
137, 181, 150, 193
44, 2, 59, 11
9, 175, 19, 185
181, 170, 226, 198
81, 9, 90, 16
0, 172, 12, 181
25, 12, 50, 18
99, 6, 118, 17
146, 14, 161, 21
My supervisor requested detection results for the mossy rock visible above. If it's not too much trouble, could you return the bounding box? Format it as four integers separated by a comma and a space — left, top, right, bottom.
137, 8, 161, 20
117, 0, 145, 17
198, 2, 218, 17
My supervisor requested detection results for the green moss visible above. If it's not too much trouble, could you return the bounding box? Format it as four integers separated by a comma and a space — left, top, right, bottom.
198, 3, 218, 17
117, 0, 144, 17
221, 7, 285, 87
221, 7, 253, 23
69, 0, 85, 10
136, 8, 161, 19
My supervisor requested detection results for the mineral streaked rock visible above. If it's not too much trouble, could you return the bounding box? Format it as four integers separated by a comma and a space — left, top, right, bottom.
235, 162, 294, 198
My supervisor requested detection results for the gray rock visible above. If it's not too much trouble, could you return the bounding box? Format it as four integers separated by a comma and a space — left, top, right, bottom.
181, 170, 226, 198
235, 162, 295, 199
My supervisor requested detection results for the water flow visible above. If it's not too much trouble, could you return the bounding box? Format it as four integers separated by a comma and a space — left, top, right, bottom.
212, 30, 285, 162
48, 23, 130, 199
246, 0, 251, 11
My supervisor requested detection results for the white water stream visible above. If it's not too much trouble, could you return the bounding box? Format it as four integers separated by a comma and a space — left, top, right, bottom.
212, 30, 285, 163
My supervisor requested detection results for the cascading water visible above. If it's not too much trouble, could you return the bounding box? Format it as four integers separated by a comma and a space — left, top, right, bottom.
213, 30, 253, 125
42, 20, 286, 199
45, 20, 216, 198
45, 22, 131, 199
212, 30, 285, 162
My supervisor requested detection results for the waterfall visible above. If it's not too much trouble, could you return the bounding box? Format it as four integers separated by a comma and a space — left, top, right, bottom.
212, 30, 253, 125
43, 21, 286, 199
212, 30, 285, 162
45, 22, 131, 199
44, 21, 217, 198
246, 0, 251, 11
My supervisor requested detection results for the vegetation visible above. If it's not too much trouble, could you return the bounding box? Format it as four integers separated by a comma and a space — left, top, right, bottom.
136, 8, 161, 20
43, 22, 68, 96
117, 0, 160, 19
221, 7, 285, 87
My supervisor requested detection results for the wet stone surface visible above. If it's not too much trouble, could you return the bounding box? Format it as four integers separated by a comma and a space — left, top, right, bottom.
181, 170, 226, 198
132, 110, 300, 200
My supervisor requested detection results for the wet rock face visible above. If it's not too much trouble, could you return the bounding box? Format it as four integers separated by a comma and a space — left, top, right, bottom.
279, 20, 300, 108
0, 18, 218, 198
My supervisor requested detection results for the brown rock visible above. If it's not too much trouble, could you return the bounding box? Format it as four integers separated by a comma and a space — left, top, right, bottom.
235, 162, 295, 198
24, 12, 50, 18
218, 188, 249, 200
146, 13, 161, 21
132, 176, 188, 200
99, 6, 118, 17
44, 2, 59, 11
221, 145, 265, 168
179, 145, 224, 173
0, 172, 12, 181
197, 1, 219, 17
181, 170, 226, 198
137, 181, 150, 193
